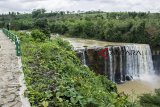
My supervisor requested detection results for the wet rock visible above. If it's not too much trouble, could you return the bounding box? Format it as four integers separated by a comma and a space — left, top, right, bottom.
125, 75, 133, 81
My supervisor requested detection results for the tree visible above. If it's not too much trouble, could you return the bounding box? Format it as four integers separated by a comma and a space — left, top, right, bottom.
32, 9, 46, 18
34, 18, 51, 39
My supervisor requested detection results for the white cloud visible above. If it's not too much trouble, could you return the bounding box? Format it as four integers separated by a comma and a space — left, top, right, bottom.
0, 0, 160, 13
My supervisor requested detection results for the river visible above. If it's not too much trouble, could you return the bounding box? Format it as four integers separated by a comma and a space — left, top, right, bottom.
63, 37, 134, 49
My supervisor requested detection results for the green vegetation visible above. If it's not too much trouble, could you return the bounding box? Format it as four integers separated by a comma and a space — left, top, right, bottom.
34, 18, 51, 39
31, 29, 47, 42
1, 9, 160, 46
15, 31, 136, 107
139, 89, 160, 107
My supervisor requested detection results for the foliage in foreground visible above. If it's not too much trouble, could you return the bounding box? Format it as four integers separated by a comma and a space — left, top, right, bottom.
139, 89, 160, 107
15, 31, 136, 107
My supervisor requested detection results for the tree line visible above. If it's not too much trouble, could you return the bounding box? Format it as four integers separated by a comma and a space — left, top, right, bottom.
0, 9, 160, 46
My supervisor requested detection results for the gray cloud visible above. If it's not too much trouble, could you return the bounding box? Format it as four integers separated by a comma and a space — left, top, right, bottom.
0, 0, 160, 13
20, 0, 46, 3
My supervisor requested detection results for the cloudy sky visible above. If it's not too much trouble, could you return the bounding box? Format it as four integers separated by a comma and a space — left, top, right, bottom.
0, 0, 160, 13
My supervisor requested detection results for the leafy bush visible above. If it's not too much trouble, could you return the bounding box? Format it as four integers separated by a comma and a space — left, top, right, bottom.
139, 89, 160, 107
53, 37, 73, 51
50, 21, 68, 34
16, 32, 135, 107
31, 29, 46, 42
34, 18, 51, 39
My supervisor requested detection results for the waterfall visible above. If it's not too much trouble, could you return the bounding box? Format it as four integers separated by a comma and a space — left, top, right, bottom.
108, 47, 114, 81
108, 44, 155, 82
119, 46, 123, 82
76, 44, 155, 83
77, 49, 88, 67
82, 50, 87, 67
108, 46, 124, 82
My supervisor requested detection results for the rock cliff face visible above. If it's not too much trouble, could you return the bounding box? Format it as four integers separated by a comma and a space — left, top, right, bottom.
152, 46, 160, 75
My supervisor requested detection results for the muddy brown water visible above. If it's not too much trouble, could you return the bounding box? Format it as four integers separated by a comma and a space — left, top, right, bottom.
63, 37, 135, 49
117, 75, 160, 95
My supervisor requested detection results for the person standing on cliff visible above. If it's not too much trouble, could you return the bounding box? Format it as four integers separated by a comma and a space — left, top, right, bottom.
7, 23, 10, 30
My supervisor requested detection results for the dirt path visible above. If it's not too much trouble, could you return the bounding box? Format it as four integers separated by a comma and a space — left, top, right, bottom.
0, 30, 26, 107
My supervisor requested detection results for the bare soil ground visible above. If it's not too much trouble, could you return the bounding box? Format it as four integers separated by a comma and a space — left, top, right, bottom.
0, 30, 22, 107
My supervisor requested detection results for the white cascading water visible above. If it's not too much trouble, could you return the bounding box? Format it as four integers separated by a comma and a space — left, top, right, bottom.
119, 46, 123, 82
82, 50, 87, 67
107, 44, 155, 82
78, 49, 87, 67
108, 47, 114, 81
126, 45, 154, 78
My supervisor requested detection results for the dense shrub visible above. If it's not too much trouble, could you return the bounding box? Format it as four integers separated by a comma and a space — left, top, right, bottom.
31, 29, 46, 42
50, 21, 68, 34
139, 89, 160, 107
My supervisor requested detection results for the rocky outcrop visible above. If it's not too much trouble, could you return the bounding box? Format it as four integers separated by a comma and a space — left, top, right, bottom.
152, 46, 160, 75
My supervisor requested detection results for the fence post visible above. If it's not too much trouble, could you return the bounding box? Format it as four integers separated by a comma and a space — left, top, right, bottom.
11, 33, 14, 42
15, 35, 17, 44
2, 28, 21, 56
15, 37, 21, 56
9, 32, 11, 39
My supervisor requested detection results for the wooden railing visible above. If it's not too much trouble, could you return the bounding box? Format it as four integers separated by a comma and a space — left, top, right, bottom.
2, 28, 21, 56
